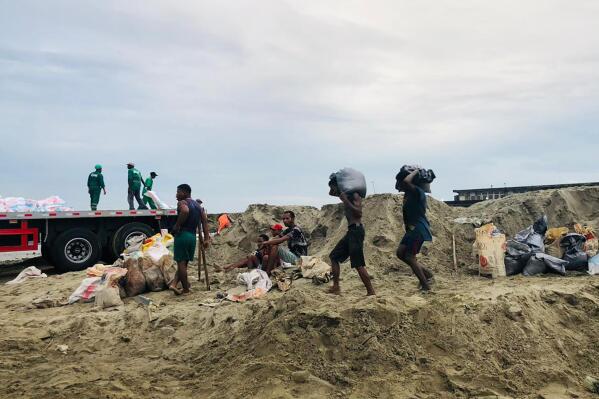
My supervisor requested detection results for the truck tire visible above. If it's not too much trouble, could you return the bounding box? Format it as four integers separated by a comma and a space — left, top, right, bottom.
52, 228, 101, 272
110, 222, 155, 259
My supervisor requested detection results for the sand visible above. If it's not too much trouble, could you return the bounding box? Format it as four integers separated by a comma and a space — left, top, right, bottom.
1, 187, 599, 398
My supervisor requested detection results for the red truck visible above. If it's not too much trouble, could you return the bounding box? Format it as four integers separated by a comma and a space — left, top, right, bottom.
0, 209, 177, 272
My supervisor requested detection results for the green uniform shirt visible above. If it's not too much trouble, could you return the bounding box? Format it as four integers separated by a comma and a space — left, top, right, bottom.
128, 168, 142, 190
87, 171, 105, 190
142, 177, 153, 196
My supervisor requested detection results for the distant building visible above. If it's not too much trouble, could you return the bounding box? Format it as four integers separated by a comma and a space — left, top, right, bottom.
445, 182, 599, 207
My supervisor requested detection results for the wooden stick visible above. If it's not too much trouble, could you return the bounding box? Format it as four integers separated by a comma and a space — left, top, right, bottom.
452, 233, 458, 273
198, 233, 203, 283
198, 233, 210, 291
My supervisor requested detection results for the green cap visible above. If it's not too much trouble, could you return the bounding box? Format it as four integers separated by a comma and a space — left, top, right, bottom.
95, 164, 102, 170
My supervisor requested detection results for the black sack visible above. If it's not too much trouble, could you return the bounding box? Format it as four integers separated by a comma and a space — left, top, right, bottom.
522, 255, 547, 276
505, 255, 524, 276
560, 233, 588, 271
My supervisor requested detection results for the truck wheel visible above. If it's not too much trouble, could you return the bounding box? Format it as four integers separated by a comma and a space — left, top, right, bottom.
110, 222, 155, 259
53, 228, 101, 272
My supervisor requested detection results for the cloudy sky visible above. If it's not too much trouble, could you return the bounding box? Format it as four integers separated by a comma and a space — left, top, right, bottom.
1, 1, 598, 212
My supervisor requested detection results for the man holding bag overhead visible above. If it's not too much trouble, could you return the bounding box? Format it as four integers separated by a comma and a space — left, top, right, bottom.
395, 166, 435, 292
327, 168, 375, 296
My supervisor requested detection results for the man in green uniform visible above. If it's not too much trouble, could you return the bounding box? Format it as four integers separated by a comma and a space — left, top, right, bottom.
127, 162, 148, 210
87, 164, 106, 210
142, 172, 158, 209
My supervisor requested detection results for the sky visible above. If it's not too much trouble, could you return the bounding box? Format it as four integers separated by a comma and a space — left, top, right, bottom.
1, 1, 598, 213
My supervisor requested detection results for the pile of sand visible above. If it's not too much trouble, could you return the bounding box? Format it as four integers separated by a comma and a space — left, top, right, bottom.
1, 186, 599, 399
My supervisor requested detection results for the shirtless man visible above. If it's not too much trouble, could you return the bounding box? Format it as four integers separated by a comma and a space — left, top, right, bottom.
327, 178, 375, 296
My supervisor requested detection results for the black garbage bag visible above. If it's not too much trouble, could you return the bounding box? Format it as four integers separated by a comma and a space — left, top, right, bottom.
565, 259, 589, 272
507, 240, 532, 257
522, 255, 547, 276
395, 165, 436, 191
536, 253, 567, 276
561, 233, 588, 271
515, 226, 545, 253
505, 255, 524, 276
533, 215, 548, 235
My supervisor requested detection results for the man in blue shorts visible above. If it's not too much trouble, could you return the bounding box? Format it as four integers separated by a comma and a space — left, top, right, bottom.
396, 169, 434, 291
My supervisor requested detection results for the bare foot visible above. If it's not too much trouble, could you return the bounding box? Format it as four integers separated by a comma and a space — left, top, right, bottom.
169, 285, 182, 295
366, 290, 376, 296
327, 285, 341, 295
182, 289, 192, 296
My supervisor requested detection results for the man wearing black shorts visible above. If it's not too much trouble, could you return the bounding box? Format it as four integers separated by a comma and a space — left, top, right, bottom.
396, 169, 434, 291
328, 179, 375, 296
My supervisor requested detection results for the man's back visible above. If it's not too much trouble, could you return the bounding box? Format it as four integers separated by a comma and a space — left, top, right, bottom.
128, 168, 142, 188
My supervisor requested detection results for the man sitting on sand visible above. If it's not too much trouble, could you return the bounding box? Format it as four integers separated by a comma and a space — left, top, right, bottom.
224, 234, 271, 271
327, 177, 375, 296
169, 184, 211, 295
395, 169, 434, 291
261, 211, 308, 274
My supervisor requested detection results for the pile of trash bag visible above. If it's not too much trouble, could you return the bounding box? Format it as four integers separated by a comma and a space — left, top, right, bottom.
500, 215, 598, 277
0, 195, 73, 212
329, 168, 367, 198
68, 231, 177, 307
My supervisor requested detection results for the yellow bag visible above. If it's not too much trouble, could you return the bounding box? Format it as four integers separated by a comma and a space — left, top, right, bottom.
474, 224, 506, 278
141, 234, 162, 252
546, 227, 569, 242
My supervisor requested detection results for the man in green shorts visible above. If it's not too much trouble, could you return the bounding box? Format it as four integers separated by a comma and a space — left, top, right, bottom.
169, 184, 211, 295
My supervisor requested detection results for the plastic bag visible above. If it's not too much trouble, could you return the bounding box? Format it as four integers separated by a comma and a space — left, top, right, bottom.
95, 286, 124, 308
237, 269, 272, 291
124, 258, 147, 297
5, 266, 47, 285
144, 190, 172, 209
395, 165, 436, 192
68, 277, 102, 304
560, 233, 588, 271
299, 256, 332, 279
329, 168, 367, 198
474, 224, 506, 278
533, 215, 548, 235
522, 256, 546, 276
515, 226, 545, 253
588, 254, 599, 275
142, 233, 173, 261
504, 255, 524, 276
145, 244, 170, 262
123, 235, 144, 255
536, 253, 567, 275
